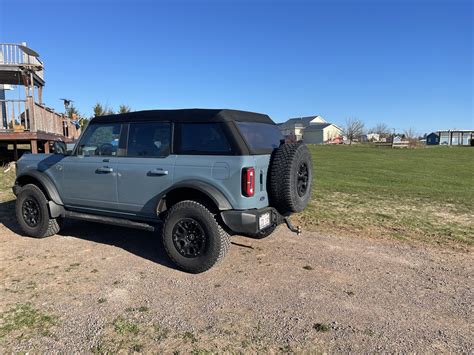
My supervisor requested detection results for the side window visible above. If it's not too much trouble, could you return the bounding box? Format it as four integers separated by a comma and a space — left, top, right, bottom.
177, 123, 232, 154
77, 123, 121, 156
127, 122, 171, 157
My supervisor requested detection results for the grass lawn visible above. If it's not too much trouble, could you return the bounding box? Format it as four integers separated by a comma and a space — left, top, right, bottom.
1, 146, 472, 247
0, 165, 15, 203
297, 145, 473, 247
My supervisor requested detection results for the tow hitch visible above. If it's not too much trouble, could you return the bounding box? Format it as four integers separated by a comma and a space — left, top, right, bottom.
284, 217, 301, 236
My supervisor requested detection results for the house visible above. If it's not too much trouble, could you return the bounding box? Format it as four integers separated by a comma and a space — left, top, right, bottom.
438, 130, 473, 146
367, 133, 380, 141
426, 132, 439, 145
278, 115, 327, 141
0, 43, 80, 161
279, 115, 342, 144
302, 122, 343, 144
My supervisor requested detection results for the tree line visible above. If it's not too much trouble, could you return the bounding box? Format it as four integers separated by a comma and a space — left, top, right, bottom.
342, 117, 419, 144
66, 103, 131, 129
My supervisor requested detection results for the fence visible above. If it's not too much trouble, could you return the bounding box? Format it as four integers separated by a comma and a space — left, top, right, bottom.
0, 97, 80, 140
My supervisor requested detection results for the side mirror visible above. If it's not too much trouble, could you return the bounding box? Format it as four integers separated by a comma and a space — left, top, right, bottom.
53, 141, 67, 155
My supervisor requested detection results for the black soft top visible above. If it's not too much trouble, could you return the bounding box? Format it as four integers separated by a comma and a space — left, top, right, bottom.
90, 109, 274, 125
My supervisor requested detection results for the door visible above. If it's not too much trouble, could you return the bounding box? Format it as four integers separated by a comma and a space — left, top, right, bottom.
116, 121, 175, 216
61, 122, 122, 211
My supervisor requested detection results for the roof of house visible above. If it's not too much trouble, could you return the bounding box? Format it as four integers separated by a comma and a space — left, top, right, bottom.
90, 109, 274, 124
279, 115, 325, 128
304, 123, 339, 132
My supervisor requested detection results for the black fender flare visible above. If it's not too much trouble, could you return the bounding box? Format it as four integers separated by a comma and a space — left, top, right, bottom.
15, 171, 64, 206
157, 180, 233, 212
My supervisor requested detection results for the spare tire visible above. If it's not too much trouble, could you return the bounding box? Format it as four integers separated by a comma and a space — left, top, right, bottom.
268, 142, 312, 215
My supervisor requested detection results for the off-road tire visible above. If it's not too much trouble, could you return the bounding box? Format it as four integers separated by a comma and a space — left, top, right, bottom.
246, 224, 277, 239
15, 184, 61, 238
162, 200, 230, 273
269, 142, 312, 215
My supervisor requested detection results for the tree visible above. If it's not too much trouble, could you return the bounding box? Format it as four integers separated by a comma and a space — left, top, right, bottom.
343, 117, 365, 144
370, 123, 390, 137
79, 117, 90, 130
66, 104, 80, 119
118, 105, 131, 113
92, 103, 114, 117
403, 127, 417, 141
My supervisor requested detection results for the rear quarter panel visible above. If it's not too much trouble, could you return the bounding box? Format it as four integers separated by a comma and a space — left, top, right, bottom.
174, 154, 271, 210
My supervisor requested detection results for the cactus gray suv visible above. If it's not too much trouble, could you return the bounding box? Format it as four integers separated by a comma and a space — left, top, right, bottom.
13, 109, 312, 273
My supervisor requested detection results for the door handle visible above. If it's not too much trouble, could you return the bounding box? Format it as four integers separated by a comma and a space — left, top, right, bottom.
96, 167, 114, 174
147, 168, 168, 176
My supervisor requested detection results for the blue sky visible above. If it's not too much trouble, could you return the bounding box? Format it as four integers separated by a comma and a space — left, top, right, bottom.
1, 0, 472, 133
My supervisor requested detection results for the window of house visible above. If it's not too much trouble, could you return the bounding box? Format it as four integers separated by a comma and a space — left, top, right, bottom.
127, 122, 171, 157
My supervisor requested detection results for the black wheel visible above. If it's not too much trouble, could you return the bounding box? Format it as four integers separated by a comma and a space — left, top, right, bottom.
162, 200, 230, 273
268, 143, 313, 215
15, 184, 62, 238
245, 224, 277, 239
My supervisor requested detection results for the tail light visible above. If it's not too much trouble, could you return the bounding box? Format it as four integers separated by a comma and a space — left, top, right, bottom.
242, 167, 255, 197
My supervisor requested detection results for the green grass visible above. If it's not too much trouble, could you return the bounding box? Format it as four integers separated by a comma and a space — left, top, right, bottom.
0, 166, 15, 203
113, 316, 139, 335
1, 147, 472, 246
0, 303, 57, 338
297, 145, 473, 246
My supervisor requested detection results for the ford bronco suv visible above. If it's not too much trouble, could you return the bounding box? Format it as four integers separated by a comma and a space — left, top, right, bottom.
13, 109, 312, 273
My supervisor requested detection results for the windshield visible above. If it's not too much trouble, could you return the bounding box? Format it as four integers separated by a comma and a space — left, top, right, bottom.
236, 121, 283, 154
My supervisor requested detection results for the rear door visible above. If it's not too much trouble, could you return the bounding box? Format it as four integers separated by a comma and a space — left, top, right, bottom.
115, 121, 176, 216
61, 122, 122, 211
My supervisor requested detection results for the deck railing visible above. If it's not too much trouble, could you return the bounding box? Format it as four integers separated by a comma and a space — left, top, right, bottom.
0, 43, 43, 68
0, 97, 80, 140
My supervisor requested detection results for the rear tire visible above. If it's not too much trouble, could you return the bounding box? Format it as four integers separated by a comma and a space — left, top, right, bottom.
15, 184, 61, 238
162, 200, 230, 273
268, 143, 312, 215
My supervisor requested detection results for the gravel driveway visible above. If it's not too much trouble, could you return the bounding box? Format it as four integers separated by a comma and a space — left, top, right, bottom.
0, 200, 472, 353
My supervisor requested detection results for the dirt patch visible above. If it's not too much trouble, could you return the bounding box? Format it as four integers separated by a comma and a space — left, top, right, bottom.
0, 212, 472, 352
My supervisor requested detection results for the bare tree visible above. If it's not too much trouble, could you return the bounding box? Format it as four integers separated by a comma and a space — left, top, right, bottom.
343, 117, 365, 144
403, 127, 417, 141
370, 123, 390, 137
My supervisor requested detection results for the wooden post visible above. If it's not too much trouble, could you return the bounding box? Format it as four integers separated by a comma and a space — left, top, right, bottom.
13, 142, 18, 161
38, 86, 43, 105
31, 140, 38, 154
44, 141, 50, 154
26, 96, 35, 132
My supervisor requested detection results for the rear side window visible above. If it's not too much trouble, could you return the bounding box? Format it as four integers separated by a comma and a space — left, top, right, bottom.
127, 122, 171, 157
176, 123, 233, 155
236, 122, 283, 153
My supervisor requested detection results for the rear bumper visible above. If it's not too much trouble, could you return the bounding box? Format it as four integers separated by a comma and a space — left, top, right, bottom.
220, 207, 284, 235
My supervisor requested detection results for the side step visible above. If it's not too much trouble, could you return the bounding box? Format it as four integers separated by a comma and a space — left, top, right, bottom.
64, 211, 158, 232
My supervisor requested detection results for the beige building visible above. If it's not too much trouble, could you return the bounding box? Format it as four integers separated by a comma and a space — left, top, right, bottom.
279, 115, 342, 144
278, 115, 327, 141
303, 122, 342, 144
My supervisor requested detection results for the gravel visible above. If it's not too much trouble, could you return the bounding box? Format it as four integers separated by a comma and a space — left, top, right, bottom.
0, 216, 472, 353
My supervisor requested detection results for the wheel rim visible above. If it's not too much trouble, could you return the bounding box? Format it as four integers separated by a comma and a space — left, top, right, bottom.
22, 198, 41, 227
172, 218, 206, 258
297, 162, 309, 197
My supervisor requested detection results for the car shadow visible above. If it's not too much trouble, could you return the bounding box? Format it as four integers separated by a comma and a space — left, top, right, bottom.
0, 199, 177, 271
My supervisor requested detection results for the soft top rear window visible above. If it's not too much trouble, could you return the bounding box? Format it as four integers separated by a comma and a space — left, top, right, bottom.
236, 122, 283, 154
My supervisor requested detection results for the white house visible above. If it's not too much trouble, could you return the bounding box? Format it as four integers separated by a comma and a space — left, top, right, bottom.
367, 133, 380, 141
303, 122, 343, 144
278, 115, 327, 141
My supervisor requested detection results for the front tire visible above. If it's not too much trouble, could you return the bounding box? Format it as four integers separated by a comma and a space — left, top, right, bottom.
15, 184, 61, 238
162, 200, 230, 273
